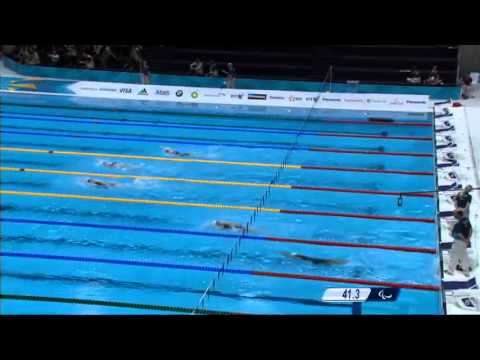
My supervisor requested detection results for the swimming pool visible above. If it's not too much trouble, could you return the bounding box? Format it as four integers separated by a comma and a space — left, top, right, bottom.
0, 93, 442, 314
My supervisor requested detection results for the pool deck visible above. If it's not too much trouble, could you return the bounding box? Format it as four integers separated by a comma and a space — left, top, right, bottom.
435, 88, 480, 314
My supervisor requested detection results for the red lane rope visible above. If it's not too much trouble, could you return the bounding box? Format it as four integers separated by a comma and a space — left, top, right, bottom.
316, 132, 432, 141
290, 185, 434, 197
279, 209, 435, 223
309, 147, 432, 157
300, 165, 433, 176
319, 119, 432, 127
265, 236, 436, 254
252, 271, 440, 291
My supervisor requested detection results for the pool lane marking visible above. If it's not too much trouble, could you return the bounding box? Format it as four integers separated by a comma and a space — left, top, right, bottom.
0, 146, 298, 169
0, 147, 434, 176
0, 252, 440, 292
300, 165, 432, 176
0, 294, 242, 315
3, 113, 433, 141
0, 167, 434, 197
0, 189, 277, 212
315, 132, 431, 141
0, 218, 438, 254
1, 130, 433, 157
0, 190, 436, 223
320, 119, 432, 127
0, 167, 290, 189
309, 148, 432, 158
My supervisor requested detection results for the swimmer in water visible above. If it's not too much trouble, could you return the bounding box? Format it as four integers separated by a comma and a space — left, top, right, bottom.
213, 220, 246, 231
101, 161, 137, 170
87, 178, 116, 189
101, 161, 122, 169
281, 251, 348, 266
164, 148, 191, 157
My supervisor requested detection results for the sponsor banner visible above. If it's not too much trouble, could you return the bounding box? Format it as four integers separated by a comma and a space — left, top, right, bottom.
155, 89, 170, 96
1, 79, 430, 113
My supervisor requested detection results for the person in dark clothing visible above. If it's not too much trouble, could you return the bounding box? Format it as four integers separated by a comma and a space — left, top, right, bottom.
207, 60, 219, 77
125, 45, 142, 71
406, 68, 422, 84
461, 74, 474, 99
46, 46, 61, 65
98, 45, 118, 68
424, 65, 444, 86
447, 208, 473, 276
78, 50, 95, 69
189, 59, 204, 76
453, 185, 473, 218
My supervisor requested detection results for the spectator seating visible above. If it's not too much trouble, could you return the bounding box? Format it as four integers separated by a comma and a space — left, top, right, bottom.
144, 45, 459, 86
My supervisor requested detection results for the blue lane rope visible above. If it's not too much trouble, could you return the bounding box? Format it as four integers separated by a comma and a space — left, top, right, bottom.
0, 130, 313, 152
0, 217, 268, 241
2, 113, 324, 136
0, 251, 252, 274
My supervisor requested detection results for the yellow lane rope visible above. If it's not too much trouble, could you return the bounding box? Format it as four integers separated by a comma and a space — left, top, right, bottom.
0, 147, 301, 169
0, 166, 292, 189
0, 190, 281, 213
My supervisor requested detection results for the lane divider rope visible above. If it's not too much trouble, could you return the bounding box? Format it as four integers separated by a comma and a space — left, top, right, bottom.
0, 293, 240, 315
0, 146, 300, 169
309, 147, 432, 158
0, 147, 433, 176
0, 106, 431, 126
0, 190, 435, 223
0, 129, 432, 157
0, 166, 433, 197
0, 218, 438, 254
2, 112, 433, 141
0, 251, 441, 292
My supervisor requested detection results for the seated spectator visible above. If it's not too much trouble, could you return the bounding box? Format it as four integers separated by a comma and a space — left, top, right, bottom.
46, 46, 61, 65
24, 46, 40, 65
424, 65, 444, 86
461, 74, 474, 99
62, 45, 78, 67
98, 45, 118, 68
207, 60, 219, 77
189, 59, 204, 76
406, 68, 422, 84
15, 45, 28, 63
93, 45, 104, 57
78, 50, 95, 69
125, 45, 142, 71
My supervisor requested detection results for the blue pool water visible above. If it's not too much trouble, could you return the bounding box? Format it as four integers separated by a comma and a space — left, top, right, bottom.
0, 93, 442, 314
